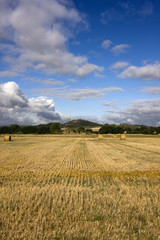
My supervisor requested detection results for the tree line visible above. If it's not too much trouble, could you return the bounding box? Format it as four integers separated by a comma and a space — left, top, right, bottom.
98, 124, 160, 134
0, 123, 160, 135
0, 123, 62, 134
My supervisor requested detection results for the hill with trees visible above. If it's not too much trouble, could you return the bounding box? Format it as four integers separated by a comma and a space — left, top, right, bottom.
61, 119, 102, 128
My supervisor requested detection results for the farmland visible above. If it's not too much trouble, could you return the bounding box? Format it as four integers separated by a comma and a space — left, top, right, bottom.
0, 135, 160, 240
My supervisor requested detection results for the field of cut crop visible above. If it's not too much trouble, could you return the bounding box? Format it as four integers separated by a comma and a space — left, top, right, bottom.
0, 134, 160, 240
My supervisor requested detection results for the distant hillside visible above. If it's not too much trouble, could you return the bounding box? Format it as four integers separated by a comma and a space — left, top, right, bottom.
61, 119, 102, 128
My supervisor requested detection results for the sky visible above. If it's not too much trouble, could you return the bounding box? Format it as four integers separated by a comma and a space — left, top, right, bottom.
0, 0, 160, 126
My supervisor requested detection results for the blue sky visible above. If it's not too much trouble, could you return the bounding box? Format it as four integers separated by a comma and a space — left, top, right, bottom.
0, 0, 160, 126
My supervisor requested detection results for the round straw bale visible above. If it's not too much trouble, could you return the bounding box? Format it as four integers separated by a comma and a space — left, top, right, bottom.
98, 134, 103, 140
4, 135, 11, 141
120, 134, 126, 140
112, 134, 117, 138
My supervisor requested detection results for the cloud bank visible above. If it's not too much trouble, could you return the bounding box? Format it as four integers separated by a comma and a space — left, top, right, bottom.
0, 0, 102, 77
103, 99, 160, 126
142, 87, 160, 95
0, 81, 70, 125
31, 87, 123, 101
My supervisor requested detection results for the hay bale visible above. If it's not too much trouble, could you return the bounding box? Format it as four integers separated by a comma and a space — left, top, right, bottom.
112, 134, 117, 138
4, 135, 11, 141
98, 134, 103, 140
120, 134, 126, 140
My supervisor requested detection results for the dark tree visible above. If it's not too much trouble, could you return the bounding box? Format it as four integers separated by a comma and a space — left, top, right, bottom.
37, 125, 50, 134
21, 126, 37, 134
77, 127, 85, 133
50, 123, 62, 134
0, 126, 11, 134
10, 124, 20, 133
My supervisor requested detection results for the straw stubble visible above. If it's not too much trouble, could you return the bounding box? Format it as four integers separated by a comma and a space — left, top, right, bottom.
0, 135, 160, 239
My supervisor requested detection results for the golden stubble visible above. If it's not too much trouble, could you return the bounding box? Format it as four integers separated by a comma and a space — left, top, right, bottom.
0, 135, 160, 240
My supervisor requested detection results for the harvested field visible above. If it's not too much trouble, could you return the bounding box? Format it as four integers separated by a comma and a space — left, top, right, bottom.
0, 135, 160, 240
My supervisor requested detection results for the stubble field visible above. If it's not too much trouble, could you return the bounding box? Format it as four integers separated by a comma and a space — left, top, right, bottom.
0, 134, 160, 240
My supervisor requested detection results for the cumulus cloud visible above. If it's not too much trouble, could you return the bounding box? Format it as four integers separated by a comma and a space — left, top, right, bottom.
28, 97, 68, 122
101, 40, 130, 55
0, 81, 28, 108
119, 62, 160, 80
102, 40, 112, 49
110, 61, 129, 70
142, 87, 160, 95
103, 99, 160, 126
0, 0, 102, 78
111, 44, 130, 55
0, 81, 70, 125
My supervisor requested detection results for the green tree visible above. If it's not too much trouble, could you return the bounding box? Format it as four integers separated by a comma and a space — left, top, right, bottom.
0, 126, 11, 134
10, 124, 20, 133
37, 125, 50, 134
21, 126, 37, 134
50, 123, 62, 134
77, 127, 85, 133
85, 129, 93, 134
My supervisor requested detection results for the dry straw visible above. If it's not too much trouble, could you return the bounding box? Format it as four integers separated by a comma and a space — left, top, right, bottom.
112, 134, 117, 138
4, 135, 11, 141
120, 134, 126, 140
98, 134, 103, 140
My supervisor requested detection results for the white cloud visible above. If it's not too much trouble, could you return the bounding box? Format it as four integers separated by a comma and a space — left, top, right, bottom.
0, 81, 70, 125
110, 61, 129, 70
102, 40, 112, 49
67, 88, 120, 101
0, 81, 28, 108
0, 71, 18, 77
103, 99, 160, 126
76, 63, 103, 78
101, 101, 116, 107
119, 62, 160, 80
44, 79, 65, 86
28, 97, 69, 122
142, 87, 160, 95
94, 73, 105, 78
111, 44, 130, 55
31, 87, 123, 101
0, 0, 102, 78
22, 77, 65, 86
67, 79, 77, 83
